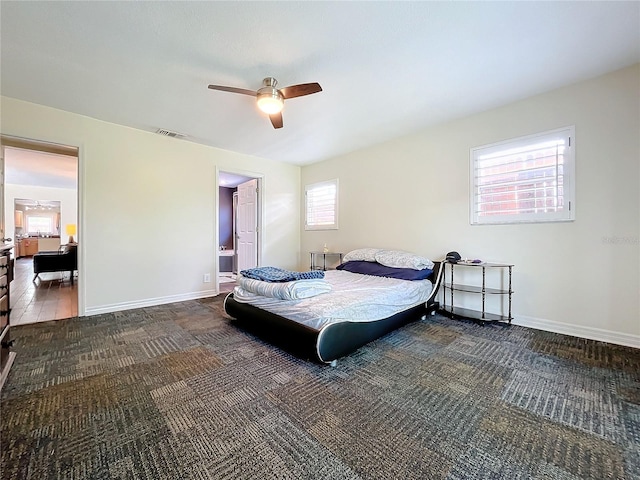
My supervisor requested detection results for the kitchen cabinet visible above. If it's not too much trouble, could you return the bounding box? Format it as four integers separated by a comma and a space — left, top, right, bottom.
21, 238, 38, 257
14, 211, 23, 229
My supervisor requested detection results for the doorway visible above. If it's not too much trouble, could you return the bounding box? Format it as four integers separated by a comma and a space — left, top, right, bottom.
0, 136, 79, 325
218, 170, 262, 294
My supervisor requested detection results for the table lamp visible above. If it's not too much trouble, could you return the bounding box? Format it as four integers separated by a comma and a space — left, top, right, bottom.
65, 224, 77, 244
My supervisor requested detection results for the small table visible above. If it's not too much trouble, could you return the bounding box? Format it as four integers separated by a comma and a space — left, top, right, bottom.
440, 261, 514, 324
310, 252, 343, 271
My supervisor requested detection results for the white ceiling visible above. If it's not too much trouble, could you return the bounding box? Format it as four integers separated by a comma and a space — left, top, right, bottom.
219, 171, 255, 189
1, 2, 639, 166
4, 147, 78, 190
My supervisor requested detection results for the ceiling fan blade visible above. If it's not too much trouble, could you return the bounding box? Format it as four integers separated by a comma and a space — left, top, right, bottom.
279, 82, 322, 99
269, 112, 283, 129
207, 84, 256, 96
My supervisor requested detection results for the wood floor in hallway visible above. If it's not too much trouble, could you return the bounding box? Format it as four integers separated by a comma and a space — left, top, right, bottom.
10, 256, 77, 326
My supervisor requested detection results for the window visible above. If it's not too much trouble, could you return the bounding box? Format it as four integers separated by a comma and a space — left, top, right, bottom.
470, 126, 575, 225
26, 215, 54, 234
305, 179, 338, 230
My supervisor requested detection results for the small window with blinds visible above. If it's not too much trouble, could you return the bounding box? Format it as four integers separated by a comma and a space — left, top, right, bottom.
470, 126, 575, 225
305, 179, 338, 230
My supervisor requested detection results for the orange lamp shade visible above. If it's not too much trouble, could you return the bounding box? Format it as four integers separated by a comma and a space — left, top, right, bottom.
65, 224, 77, 236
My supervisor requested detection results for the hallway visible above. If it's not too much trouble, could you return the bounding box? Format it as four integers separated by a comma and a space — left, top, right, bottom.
10, 256, 77, 326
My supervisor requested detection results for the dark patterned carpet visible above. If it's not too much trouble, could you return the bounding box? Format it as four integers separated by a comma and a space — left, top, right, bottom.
1, 295, 639, 479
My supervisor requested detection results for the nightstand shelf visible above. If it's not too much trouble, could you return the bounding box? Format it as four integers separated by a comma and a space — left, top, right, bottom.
310, 252, 343, 271
440, 261, 513, 325
440, 306, 511, 323
443, 284, 507, 295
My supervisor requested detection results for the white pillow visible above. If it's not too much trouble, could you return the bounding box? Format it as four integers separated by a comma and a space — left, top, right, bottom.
374, 250, 434, 270
342, 248, 381, 263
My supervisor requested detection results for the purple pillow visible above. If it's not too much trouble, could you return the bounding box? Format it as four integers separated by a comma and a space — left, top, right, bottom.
336, 261, 433, 281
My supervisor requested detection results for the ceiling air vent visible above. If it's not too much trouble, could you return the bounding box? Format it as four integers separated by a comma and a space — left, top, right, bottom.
155, 128, 186, 139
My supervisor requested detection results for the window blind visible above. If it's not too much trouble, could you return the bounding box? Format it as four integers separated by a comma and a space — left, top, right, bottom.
470, 127, 574, 224
305, 180, 338, 230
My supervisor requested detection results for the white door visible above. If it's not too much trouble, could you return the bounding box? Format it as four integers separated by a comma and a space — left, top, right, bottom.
236, 179, 258, 272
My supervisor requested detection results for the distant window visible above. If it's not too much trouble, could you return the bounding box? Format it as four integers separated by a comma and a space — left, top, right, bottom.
470, 126, 575, 225
26, 216, 53, 234
305, 179, 338, 230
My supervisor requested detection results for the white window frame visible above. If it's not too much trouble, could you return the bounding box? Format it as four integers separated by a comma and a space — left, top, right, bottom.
305, 179, 339, 230
470, 126, 575, 225
26, 214, 55, 235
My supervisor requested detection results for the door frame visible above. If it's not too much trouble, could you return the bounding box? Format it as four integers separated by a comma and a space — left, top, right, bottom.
0, 135, 83, 316
215, 167, 263, 295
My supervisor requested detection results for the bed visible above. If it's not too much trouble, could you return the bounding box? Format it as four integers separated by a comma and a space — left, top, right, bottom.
223, 249, 443, 365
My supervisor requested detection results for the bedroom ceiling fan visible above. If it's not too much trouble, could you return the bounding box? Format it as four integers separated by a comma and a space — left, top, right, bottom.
207, 77, 322, 129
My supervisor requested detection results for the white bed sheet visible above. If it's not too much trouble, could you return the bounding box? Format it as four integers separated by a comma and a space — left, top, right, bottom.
232, 270, 433, 330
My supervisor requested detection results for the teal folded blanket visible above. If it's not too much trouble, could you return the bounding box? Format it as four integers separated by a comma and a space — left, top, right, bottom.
240, 266, 325, 282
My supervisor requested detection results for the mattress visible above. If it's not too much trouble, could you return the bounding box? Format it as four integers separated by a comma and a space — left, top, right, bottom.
232, 269, 433, 330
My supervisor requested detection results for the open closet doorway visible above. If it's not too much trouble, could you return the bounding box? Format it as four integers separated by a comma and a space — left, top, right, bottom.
1, 136, 79, 326
217, 170, 262, 294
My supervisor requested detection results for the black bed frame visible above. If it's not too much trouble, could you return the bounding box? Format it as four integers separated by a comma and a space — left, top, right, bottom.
223, 261, 444, 365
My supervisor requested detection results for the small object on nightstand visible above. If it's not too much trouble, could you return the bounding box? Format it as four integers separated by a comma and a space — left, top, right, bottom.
458, 258, 484, 265
446, 251, 461, 263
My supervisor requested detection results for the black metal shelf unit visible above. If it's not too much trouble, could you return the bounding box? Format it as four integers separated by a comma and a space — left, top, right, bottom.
440, 261, 513, 324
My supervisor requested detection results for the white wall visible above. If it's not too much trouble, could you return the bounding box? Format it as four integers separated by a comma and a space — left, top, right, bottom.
5, 184, 77, 241
301, 64, 640, 347
1, 96, 300, 315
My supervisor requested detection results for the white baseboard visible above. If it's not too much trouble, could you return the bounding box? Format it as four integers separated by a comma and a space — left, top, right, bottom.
513, 315, 640, 349
84, 290, 218, 316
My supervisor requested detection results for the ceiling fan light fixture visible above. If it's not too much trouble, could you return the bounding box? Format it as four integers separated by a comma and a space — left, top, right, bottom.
208, 76, 321, 128
257, 91, 284, 114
